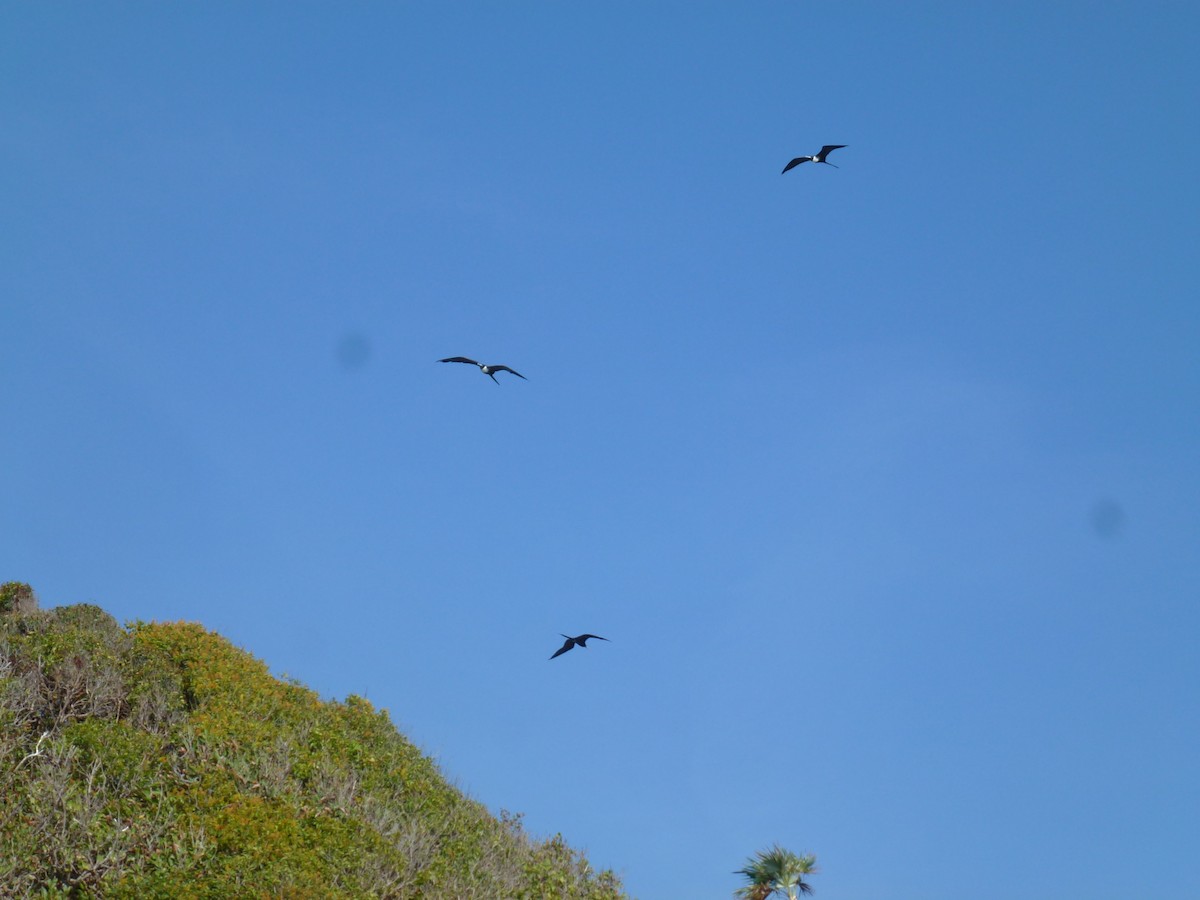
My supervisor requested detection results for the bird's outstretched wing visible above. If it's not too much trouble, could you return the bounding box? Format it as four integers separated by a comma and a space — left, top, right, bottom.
439, 356, 480, 366
492, 365, 527, 380
575, 634, 609, 644
549, 637, 576, 660
782, 157, 810, 174
816, 144, 847, 160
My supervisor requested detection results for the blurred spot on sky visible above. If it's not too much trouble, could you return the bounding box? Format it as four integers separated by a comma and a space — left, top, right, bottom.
336, 333, 372, 371
1089, 499, 1126, 539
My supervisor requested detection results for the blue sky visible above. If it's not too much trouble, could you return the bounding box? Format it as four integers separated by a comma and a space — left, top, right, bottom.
3, 3, 1198, 897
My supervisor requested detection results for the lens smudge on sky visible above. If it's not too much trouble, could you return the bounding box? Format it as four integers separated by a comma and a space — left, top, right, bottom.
1090, 498, 1126, 539
336, 334, 371, 371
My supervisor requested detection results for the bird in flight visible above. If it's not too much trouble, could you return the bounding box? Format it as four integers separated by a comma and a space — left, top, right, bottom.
782, 144, 847, 173
438, 357, 527, 384
549, 633, 609, 660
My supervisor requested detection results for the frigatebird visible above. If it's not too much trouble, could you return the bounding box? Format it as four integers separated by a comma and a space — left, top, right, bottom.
438, 357, 527, 384
549, 633, 609, 660
782, 144, 847, 173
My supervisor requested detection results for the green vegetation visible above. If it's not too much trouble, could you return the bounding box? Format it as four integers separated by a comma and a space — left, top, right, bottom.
0, 583, 627, 899
734, 845, 818, 899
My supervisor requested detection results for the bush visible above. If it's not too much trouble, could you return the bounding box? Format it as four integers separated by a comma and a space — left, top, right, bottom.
0, 590, 628, 899
0, 581, 37, 615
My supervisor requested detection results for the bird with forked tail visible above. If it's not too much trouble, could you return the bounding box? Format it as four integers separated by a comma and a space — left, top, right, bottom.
782, 144, 847, 173
549, 634, 609, 660
438, 357, 527, 384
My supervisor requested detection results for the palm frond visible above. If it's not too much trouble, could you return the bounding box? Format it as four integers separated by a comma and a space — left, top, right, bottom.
733, 845, 819, 899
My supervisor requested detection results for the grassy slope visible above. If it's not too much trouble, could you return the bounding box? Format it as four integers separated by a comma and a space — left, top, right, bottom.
0, 584, 627, 899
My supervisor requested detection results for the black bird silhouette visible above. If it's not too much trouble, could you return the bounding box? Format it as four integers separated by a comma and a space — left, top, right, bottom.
782, 144, 847, 173
549, 633, 609, 660
438, 357, 527, 384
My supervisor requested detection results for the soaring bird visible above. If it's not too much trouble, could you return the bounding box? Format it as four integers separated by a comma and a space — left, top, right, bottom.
782, 144, 847, 173
549, 633, 609, 660
438, 357, 527, 384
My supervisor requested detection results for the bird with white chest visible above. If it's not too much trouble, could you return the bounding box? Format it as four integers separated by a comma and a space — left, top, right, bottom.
438, 356, 527, 384
782, 144, 847, 173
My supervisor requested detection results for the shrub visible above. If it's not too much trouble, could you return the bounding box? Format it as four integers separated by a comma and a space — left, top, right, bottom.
0, 581, 37, 615
0, 590, 628, 899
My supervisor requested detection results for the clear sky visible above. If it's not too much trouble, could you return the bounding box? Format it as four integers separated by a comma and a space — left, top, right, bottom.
3, 3, 1198, 897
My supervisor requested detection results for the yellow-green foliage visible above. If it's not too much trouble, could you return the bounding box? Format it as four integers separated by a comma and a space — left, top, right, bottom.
0, 592, 627, 899
0, 582, 37, 615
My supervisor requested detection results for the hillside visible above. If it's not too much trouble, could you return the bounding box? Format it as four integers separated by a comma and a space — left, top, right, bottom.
0, 583, 627, 899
